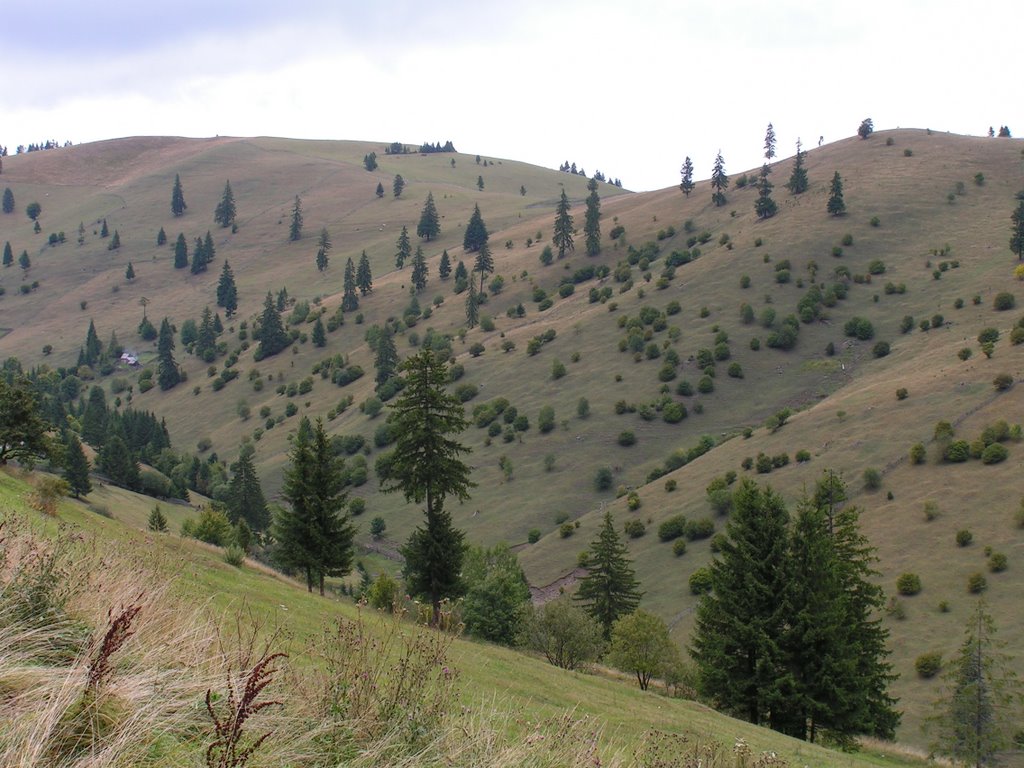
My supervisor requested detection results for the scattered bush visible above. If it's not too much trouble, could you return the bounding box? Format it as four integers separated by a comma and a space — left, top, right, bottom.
594, 467, 613, 491
623, 519, 646, 539
981, 443, 1008, 464
672, 539, 687, 557
988, 552, 1008, 572
559, 523, 574, 538
872, 341, 891, 358
956, 529, 973, 547
617, 430, 636, 447
688, 567, 712, 594
658, 515, 688, 542
528, 528, 542, 544
995, 292, 1016, 311
993, 373, 1014, 391
915, 652, 942, 679
863, 467, 882, 490
896, 573, 922, 596
966, 572, 987, 593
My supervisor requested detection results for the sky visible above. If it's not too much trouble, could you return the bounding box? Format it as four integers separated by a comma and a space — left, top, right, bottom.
3, 0, 1020, 191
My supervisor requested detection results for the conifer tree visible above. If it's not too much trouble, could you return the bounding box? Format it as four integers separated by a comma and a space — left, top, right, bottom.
316, 227, 331, 272
473, 241, 493, 294
78, 221, 86, 245
395, 225, 411, 268
18, 251, 30, 272
827, 171, 846, 216
2, 187, 13, 214
375, 181, 385, 199
2, 241, 12, 267
575, 510, 643, 640
156, 226, 166, 246
764, 122, 777, 161
438, 249, 451, 280
81, 386, 108, 447
108, 230, 121, 250
356, 250, 373, 295
226, 442, 269, 531
83, 320, 103, 367
275, 417, 355, 594
417, 191, 440, 241
411, 244, 428, 292
214, 180, 236, 228
584, 177, 602, 256
754, 164, 778, 220
786, 139, 809, 195
148, 504, 168, 532
476, 175, 484, 191
216, 260, 238, 316
100, 218, 109, 237
171, 173, 186, 217
385, 351, 474, 625
125, 261, 135, 281
553, 189, 575, 258
1010, 200, 1024, 260
254, 291, 290, 358
710, 151, 729, 207
190, 237, 207, 274
341, 258, 359, 312
156, 318, 181, 390
463, 203, 489, 252
289, 195, 303, 241
465, 279, 479, 329
173, 233, 188, 269
393, 174, 405, 198
370, 325, 399, 387
453, 259, 468, 288
99, 434, 140, 490
63, 432, 92, 499
196, 306, 217, 361
311, 316, 326, 347
363, 152, 377, 171
204, 230, 215, 265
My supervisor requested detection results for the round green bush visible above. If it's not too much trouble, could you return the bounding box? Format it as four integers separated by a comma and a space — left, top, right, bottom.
988, 552, 1008, 572
981, 443, 1008, 464
688, 567, 712, 594
915, 652, 942, 679
872, 341, 891, 358
623, 519, 646, 538
527, 528, 542, 544
863, 467, 882, 490
966, 572, 987, 593
618, 430, 636, 447
672, 539, 687, 557
994, 292, 1016, 311
626, 492, 641, 511
595, 467, 613, 491
559, 523, 574, 539
896, 573, 922, 596
956, 529, 973, 547
697, 375, 714, 394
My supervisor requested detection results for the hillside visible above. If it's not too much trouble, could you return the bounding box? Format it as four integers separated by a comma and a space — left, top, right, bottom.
1, 129, 1023, 748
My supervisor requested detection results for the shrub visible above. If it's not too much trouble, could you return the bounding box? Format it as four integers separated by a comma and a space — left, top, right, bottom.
528, 528, 542, 544
617, 430, 636, 447
956, 529, 973, 547
896, 573, 922, 596
993, 373, 1014, 391
989, 552, 1008, 572
623, 519, 645, 539
994, 292, 1016, 311
923, 501, 939, 521
896, 387, 908, 400
910, 443, 926, 464
559, 523, 574, 538
981, 443, 1008, 464
863, 467, 882, 490
658, 515, 688, 541
664, 479, 677, 492
685, 517, 715, 541
966, 572, 987, 593
626, 492, 641, 511
844, 317, 875, 340
945, 440, 971, 462
915, 652, 942, 679
688, 567, 712, 594
455, 383, 479, 402
978, 327, 1000, 344
795, 449, 811, 463
595, 467, 613, 491
672, 539, 687, 557
872, 341, 891, 358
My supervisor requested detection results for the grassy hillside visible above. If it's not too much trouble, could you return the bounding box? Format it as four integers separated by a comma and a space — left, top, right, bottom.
1, 130, 1023, 748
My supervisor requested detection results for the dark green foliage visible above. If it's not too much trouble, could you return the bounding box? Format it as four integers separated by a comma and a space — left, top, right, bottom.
844, 316, 875, 340
289, 195, 303, 241
658, 515, 688, 541
2, 241, 12, 267
679, 156, 695, 197
1010, 201, 1024, 260
173, 233, 188, 269
993, 292, 1015, 311
394, 225, 411, 268
1, 187, 14, 214
594, 467, 613, 491
896, 572, 922, 595
98, 434, 140, 490
916, 652, 942, 678
521, 597, 604, 670
171, 173, 186, 217
341, 258, 359, 312
437, 250, 451, 281
156, 318, 181, 391
553, 189, 574, 258
575, 511, 643, 639
393, 174, 405, 198
214, 180, 236, 228
827, 172, 846, 216
226, 442, 268, 531
858, 118, 874, 139
872, 341, 891, 358
315, 227, 331, 272
216, 260, 238, 316
710, 151, 728, 207
754, 164, 777, 219
584, 178, 602, 256
363, 152, 377, 171
62, 431, 91, 498
356, 250, 373, 295
411, 245, 428, 292
417, 191, 440, 241
473, 241, 494, 294
764, 122, 776, 160
461, 543, 530, 645
148, 504, 168, 532
254, 291, 290, 359
375, 181, 384, 198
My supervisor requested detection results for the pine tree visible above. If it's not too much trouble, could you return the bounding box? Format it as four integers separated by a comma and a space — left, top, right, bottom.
156, 318, 181, 391
254, 291, 290, 358
575, 510, 643, 640
226, 442, 269, 531
473, 241, 493, 294
786, 139, 809, 195
289, 195, 303, 241
453, 259, 468, 290
2, 187, 13, 214
465, 279, 479, 329
395, 225, 411, 268
393, 174, 405, 198
552, 189, 575, 258
148, 504, 168, 532
196, 306, 217, 360
214, 180, 236, 228
171, 173, 186, 217
341, 258, 359, 312
2, 241, 12, 267
63, 432, 92, 499
370, 325, 399, 387
417, 191, 440, 241
80, 386, 108, 447
190, 237, 206, 274
438, 249, 451, 280
18, 251, 30, 272
316, 227, 331, 272
363, 152, 377, 171
710, 151, 729, 207
463, 204, 489, 252
411, 244, 428, 292
173, 233, 188, 268
108, 230, 121, 250
764, 122, 777, 161
204, 230, 216, 265
78, 221, 86, 245
99, 434, 140, 490
216, 260, 238, 316
384, 351, 474, 624
827, 171, 846, 216
100, 218, 109, 238
125, 261, 135, 281
584, 178, 602, 256
375, 181, 385, 199
156, 226, 166, 246
311, 316, 326, 347
754, 164, 778, 220
476, 175, 484, 191
83, 320, 103, 367
275, 417, 355, 595
1010, 200, 1024, 260
356, 250, 373, 295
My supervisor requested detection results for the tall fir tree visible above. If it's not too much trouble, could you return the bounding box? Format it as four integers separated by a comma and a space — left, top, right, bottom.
438, 249, 451, 280
453, 259, 468, 290
583, 178, 602, 256
463, 203, 489, 252
370, 325, 399, 387
108, 230, 121, 250
679, 156, 695, 197
384, 350, 474, 625
83, 320, 103, 367
764, 122, 777, 161
171, 173, 186, 217
356, 250, 373, 295
417, 191, 440, 241
1010, 200, 1024, 260
393, 174, 405, 198
316, 227, 331, 272
216, 260, 238, 316
827, 171, 846, 216
2, 187, 14, 214
473, 241, 493, 294
465, 279, 479, 329
710, 151, 729, 207
341, 258, 359, 312
311, 316, 326, 347
190, 236, 207, 274
195, 306, 217, 360
786, 139, 809, 194
395, 225, 411, 269
289, 195, 303, 241
156, 318, 181, 390
81, 385, 108, 447
2, 241, 12, 267
156, 226, 166, 246
553, 189, 575, 258
63, 431, 92, 499
254, 291, 290, 358
375, 181, 385, 198
226, 442, 269, 531
204, 230, 216, 265
99, 434, 140, 490
173, 233, 188, 269
125, 261, 135, 281
575, 510, 643, 640
411, 244, 428, 292
754, 164, 778, 220
214, 180, 236, 228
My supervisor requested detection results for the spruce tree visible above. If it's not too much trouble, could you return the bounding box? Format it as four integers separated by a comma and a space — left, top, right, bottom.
125, 261, 135, 281
148, 504, 168, 532
417, 191, 440, 241
375, 181, 385, 198
83, 320, 103, 367
81, 386, 108, 447
356, 250, 373, 295
827, 171, 846, 216
171, 173, 186, 217
311, 316, 326, 347
156, 318, 181, 390
575, 510, 643, 640
1010, 200, 1024, 260
216, 260, 238, 316
552, 189, 575, 258
395, 225, 411, 268
393, 174, 405, 198
2, 241, 12, 267
438, 249, 451, 280
463, 204, 489, 252
289, 195, 303, 241
108, 230, 121, 250
2, 187, 13, 214
190, 236, 207, 274
453, 259, 468, 290
411, 244, 428, 292
764, 122, 777, 161
226, 442, 269, 531
254, 291, 290, 358
18, 251, 30, 272
384, 350, 474, 625
341, 258, 359, 312
63, 432, 92, 499
214, 180, 236, 228
100, 218, 109, 237
584, 178, 602, 256
316, 227, 331, 272
473, 241, 493, 294
786, 139, 809, 194
173, 233, 188, 269
78, 221, 86, 245
754, 164, 778, 220
710, 151, 729, 207
204, 230, 216, 265
370, 325, 399, 387
196, 306, 217, 360
156, 226, 166, 246
465, 279, 479, 329
99, 434, 140, 490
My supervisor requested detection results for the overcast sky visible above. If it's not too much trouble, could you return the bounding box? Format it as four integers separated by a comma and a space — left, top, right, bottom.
3, 0, 1019, 191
